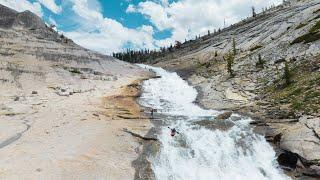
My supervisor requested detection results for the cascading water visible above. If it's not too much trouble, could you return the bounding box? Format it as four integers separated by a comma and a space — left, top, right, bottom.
138, 64, 289, 180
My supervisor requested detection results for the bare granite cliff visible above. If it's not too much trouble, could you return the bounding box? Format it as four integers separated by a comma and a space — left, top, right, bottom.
148, 0, 320, 178
0, 4, 152, 179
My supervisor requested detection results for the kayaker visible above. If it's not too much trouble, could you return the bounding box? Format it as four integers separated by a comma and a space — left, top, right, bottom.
168, 127, 180, 137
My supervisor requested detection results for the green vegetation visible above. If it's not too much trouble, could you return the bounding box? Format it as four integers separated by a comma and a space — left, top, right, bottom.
225, 51, 235, 78
256, 54, 265, 69
291, 99, 303, 111
249, 45, 263, 52
283, 62, 292, 86
264, 58, 320, 115
309, 21, 320, 33
196, 61, 210, 69
232, 38, 236, 56
295, 23, 307, 30
291, 21, 320, 44
291, 31, 320, 44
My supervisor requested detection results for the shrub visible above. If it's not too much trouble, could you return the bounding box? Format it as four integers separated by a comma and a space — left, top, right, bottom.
256, 54, 265, 69
309, 21, 320, 33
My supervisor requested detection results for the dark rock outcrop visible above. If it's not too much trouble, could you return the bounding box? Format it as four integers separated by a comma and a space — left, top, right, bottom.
277, 151, 299, 170
0, 4, 17, 28
13, 10, 46, 29
0, 4, 46, 29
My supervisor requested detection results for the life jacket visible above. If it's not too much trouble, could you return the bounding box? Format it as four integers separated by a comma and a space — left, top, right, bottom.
170, 129, 176, 137
170, 132, 176, 137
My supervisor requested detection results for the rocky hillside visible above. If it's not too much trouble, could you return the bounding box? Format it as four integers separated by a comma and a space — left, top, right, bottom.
148, 0, 320, 178
0, 4, 152, 179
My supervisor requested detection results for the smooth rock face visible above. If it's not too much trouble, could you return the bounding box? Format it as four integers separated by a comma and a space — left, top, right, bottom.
280, 117, 320, 161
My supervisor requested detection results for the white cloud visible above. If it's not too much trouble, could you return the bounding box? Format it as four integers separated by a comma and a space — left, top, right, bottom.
128, 0, 282, 45
64, 0, 157, 54
0, 0, 42, 17
126, 4, 135, 13
38, 0, 62, 14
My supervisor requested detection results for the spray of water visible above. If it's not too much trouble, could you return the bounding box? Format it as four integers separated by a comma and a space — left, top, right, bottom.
138, 64, 289, 180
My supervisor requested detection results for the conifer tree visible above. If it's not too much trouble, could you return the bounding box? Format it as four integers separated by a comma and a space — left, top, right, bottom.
232, 38, 236, 56
283, 62, 292, 86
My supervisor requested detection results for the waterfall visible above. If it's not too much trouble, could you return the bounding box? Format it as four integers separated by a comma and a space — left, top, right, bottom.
138, 64, 289, 180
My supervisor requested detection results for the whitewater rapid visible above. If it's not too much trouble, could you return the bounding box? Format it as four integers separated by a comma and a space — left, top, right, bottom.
138, 64, 289, 180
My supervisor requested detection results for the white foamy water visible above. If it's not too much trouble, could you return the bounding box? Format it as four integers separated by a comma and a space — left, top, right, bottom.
138, 64, 289, 180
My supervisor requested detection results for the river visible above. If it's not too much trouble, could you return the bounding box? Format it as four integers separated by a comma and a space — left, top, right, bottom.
138, 64, 289, 180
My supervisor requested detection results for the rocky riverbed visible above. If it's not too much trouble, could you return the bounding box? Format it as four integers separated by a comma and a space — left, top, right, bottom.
149, 0, 320, 178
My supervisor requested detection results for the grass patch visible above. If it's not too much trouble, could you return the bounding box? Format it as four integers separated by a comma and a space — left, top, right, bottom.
305, 91, 320, 100
291, 99, 303, 111
309, 21, 320, 33
291, 21, 320, 44
291, 32, 320, 44
289, 87, 302, 96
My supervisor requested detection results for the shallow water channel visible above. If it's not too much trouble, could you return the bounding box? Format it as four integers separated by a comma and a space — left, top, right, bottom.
138, 64, 289, 180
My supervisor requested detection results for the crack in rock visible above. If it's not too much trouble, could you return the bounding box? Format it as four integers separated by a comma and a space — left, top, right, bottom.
0, 118, 31, 149
305, 123, 320, 142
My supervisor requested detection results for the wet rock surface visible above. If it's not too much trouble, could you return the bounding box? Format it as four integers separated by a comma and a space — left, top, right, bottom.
215, 111, 233, 120
193, 119, 235, 131
132, 125, 159, 180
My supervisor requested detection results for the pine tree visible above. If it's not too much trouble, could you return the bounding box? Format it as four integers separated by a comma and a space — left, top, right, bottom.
283, 62, 292, 86
232, 38, 236, 56
256, 54, 265, 69
225, 51, 235, 78
252, 6, 256, 17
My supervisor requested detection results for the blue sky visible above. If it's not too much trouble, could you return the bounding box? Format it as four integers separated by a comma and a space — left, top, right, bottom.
0, 0, 282, 54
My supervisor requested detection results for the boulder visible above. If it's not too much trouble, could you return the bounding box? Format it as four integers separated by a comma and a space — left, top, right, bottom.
13, 96, 19, 101
216, 111, 232, 120
194, 119, 235, 131
280, 116, 320, 161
